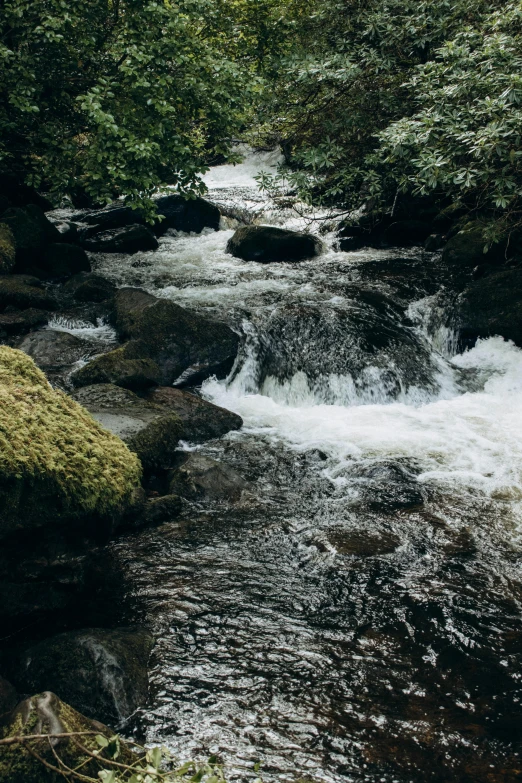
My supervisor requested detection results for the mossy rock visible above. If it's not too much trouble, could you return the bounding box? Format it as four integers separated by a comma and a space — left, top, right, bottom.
0, 308, 49, 336
63, 272, 116, 303
71, 383, 184, 470
0, 224, 15, 274
0, 691, 136, 783
109, 287, 239, 386
146, 386, 243, 441
71, 344, 161, 390
0, 348, 142, 537
0, 275, 57, 310
1, 204, 59, 265
441, 225, 504, 268
12, 627, 153, 726
459, 266, 522, 347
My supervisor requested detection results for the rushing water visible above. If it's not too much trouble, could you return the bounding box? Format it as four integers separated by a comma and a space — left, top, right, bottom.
88, 151, 522, 781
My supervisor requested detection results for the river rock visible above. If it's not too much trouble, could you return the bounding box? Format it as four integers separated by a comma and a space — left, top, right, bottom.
153, 194, 220, 235
0, 692, 137, 782
0, 309, 49, 336
0, 225, 15, 274
81, 202, 145, 230
54, 221, 80, 243
441, 226, 504, 269
39, 243, 91, 279
19, 330, 94, 372
383, 219, 432, 247
458, 266, 522, 346
146, 387, 243, 441
168, 453, 249, 502
0, 275, 57, 311
0, 174, 53, 212
63, 272, 116, 303
71, 345, 161, 390
106, 287, 239, 386
0, 348, 142, 537
12, 627, 153, 725
82, 224, 159, 253
71, 383, 184, 469
141, 494, 182, 524
1, 204, 60, 265
227, 225, 323, 263
353, 460, 425, 512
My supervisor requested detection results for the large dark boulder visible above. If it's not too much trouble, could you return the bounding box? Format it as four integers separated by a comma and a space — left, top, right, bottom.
63, 272, 116, 303
0, 174, 53, 212
383, 219, 433, 247
71, 383, 184, 470
0, 275, 57, 310
146, 386, 243, 441
442, 226, 504, 270
458, 266, 522, 346
39, 243, 91, 279
227, 225, 323, 263
12, 627, 153, 726
1, 204, 60, 265
0, 309, 49, 337
153, 194, 220, 236
19, 330, 95, 374
82, 224, 158, 253
105, 287, 239, 387
0, 225, 15, 274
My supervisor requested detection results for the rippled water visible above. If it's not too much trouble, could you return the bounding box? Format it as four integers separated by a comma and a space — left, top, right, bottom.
92, 151, 522, 781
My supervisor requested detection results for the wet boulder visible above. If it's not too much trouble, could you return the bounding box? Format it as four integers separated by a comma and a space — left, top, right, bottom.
424, 233, 446, 252
0, 308, 49, 336
107, 287, 239, 387
63, 272, 116, 303
71, 345, 161, 391
0, 174, 53, 212
227, 225, 323, 263
442, 226, 504, 270
71, 383, 184, 470
141, 493, 182, 525
12, 627, 153, 726
0, 691, 137, 782
168, 453, 249, 502
0, 224, 15, 274
18, 330, 95, 373
458, 266, 522, 347
80, 202, 145, 230
54, 221, 80, 243
0, 677, 17, 717
0, 349, 142, 537
153, 193, 220, 236
39, 242, 91, 279
1, 204, 60, 265
352, 460, 425, 512
82, 224, 159, 253
0, 275, 57, 310
146, 387, 243, 441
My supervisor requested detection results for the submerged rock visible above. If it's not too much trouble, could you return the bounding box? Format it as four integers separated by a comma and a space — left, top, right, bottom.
12, 627, 153, 726
0, 348, 142, 537
0, 225, 15, 274
0, 691, 136, 782
459, 266, 522, 347
227, 225, 323, 263
71, 383, 184, 470
168, 453, 249, 502
82, 224, 159, 253
153, 193, 220, 235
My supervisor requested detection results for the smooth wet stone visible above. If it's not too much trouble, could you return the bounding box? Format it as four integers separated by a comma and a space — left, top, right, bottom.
19, 330, 94, 371
168, 453, 249, 502
227, 225, 323, 263
72, 383, 184, 469
153, 193, 220, 236
0, 308, 49, 336
12, 627, 153, 726
71, 345, 160, 390
63, 272, 116, 302
328, 530, 400, 556
80, 202, 145, 230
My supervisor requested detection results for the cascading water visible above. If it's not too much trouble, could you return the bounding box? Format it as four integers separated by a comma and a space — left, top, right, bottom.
92, 150, 522, 781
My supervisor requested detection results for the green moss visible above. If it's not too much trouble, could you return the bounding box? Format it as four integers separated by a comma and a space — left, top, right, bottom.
71, 344, 160, 390
0, 347, 142, 533
0, 225, 15, 274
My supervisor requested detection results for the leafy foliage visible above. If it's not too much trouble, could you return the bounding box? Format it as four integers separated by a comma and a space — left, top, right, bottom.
0, 0, 250, 216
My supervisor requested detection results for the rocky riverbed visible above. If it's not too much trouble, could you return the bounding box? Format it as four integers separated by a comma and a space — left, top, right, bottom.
1, 150, 522, 782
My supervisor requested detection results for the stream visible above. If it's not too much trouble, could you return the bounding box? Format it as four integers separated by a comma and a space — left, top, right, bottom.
70, 150, 522, 781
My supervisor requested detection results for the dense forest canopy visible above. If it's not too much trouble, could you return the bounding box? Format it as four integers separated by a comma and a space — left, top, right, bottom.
1, 0, 521, 237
